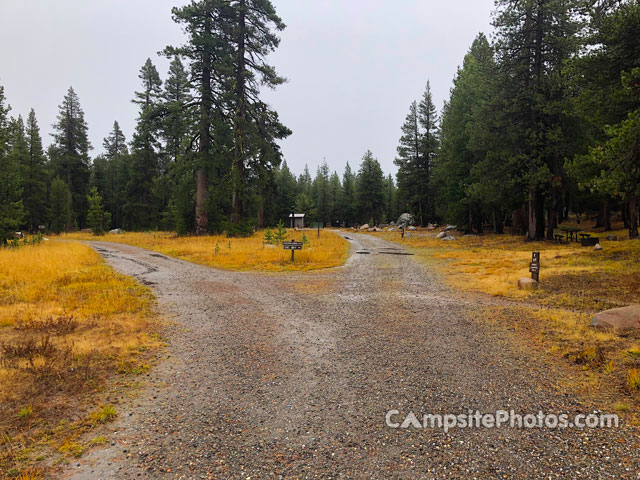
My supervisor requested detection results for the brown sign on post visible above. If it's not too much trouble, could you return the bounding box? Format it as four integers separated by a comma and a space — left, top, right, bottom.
529, 251, 540, 282
283, 240, 303, 261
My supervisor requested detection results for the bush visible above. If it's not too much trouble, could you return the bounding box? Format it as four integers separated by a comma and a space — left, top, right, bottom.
225, 219, 254, 238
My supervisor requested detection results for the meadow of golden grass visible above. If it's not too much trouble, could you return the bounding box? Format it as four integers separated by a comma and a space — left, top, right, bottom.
0, 241, 162, 477
64, 229, 350, 272
369, 225, 640, 305
366, 223, 640, 409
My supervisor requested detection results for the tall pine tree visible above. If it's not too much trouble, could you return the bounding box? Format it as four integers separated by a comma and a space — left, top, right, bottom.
50, 87, 92, 228
356, 150, 385, 225
23, 109, 48, 231
94, 120, 129, 229
417, 81, 439, 224
0, 88, 24, 243
493, 0, 582, 240
229, 0, 291, 227
341, 163, 356, 227
166, 0, 234, 234
124, 59, 162, 229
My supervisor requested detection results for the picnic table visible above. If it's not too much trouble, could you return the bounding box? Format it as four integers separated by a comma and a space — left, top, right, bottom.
554, 226, 598, 246
557, 226, 585, 243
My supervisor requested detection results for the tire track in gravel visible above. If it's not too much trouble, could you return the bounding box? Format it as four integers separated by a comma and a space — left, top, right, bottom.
63, 233, 639, 479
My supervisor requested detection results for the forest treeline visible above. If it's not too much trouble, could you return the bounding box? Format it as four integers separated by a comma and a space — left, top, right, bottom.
400, 0, 640, 240
0, 0, 639, 244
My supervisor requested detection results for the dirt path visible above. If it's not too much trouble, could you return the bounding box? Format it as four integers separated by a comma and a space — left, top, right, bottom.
64, 233, 637, 479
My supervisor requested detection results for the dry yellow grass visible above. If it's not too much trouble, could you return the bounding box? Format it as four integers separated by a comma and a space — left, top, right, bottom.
368, 227, 640, 306
64, 229, 349, 272
0, 240, 161, 476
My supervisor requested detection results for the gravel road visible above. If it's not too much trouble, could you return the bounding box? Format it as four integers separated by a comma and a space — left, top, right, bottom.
63, 232, 638, 479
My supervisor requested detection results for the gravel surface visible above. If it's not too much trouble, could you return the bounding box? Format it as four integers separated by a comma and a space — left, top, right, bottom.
62, 233, 638, 479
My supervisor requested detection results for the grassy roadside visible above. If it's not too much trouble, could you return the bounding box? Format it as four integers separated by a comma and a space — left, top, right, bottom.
0, 241, 163, 478
365, 224, 640, 412
63, 229, 350, 272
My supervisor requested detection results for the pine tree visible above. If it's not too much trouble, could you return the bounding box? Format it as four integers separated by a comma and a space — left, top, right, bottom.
435, 33, 505, 232
166, 0, 234, 234
50, 87, 92, 228
299, 165, 313, 195
0, 87, 24, 244
7, 116, 29, 220
568, 71, 640, 238
23, 109, 48, 231
395, 101, 420, 220
328, 171, 342, 226
275, 161, 297, 222
229, 0, 291, 226
162, 56, 193, 167
96, 121, 129, 228
312, 161, 330, 225
87, 186, 111, 235
493, 0, 582, 240
356, 150, 385, 225
383, 174, 397, 223
295, 191, 316, 222
341, 163, 356, 227
566, 1, 640, 237
49, 177, 72, 234
417, 81, 439, 223
124, 59, 162, 229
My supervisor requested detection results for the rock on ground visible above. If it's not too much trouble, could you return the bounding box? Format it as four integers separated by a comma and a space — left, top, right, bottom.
518, 277, 539, 290
591, 305, 640, 330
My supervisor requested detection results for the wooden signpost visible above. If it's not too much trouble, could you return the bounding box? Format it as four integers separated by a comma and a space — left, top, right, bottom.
529, 251, 540, 282
283, 240, 303, 261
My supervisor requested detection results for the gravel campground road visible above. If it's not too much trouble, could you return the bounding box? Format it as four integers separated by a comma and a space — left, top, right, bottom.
64, 232, 638, 479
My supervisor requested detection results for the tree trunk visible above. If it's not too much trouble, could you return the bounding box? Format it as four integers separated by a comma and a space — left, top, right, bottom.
491, 208, 497, 234
231, 0, 246, 225
629, 195, 638, 239
597, 198, 612, 231
546, 199, 558, 240
623, 198, 629, 229
496, 213, 504, 234
195, 168, 208, 234
257, 196, 264, 229
536, 190, 545, 240
546, 204, 556, 240
528, 189, 537, 241
546, 172, 561, 240
595, 201, 604, 228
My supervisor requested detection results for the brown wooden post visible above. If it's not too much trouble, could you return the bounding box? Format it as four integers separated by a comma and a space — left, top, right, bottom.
530, 251, 540, 282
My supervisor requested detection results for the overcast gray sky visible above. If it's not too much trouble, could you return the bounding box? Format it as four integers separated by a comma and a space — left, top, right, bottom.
0, 0, 495, 177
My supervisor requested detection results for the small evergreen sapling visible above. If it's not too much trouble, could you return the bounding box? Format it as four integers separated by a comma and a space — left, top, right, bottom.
263, 228, 274, 245
274, 220, 288, 245
87, 187, 111, 235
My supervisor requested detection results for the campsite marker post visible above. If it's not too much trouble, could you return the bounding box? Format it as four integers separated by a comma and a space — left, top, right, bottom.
529, 252, 540, 282
283, 239, 303, 262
